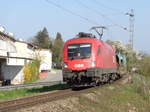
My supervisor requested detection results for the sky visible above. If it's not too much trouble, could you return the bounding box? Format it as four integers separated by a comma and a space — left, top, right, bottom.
0, 0, 150, 53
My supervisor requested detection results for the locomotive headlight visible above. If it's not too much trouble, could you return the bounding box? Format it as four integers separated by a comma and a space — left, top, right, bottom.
63, 63, 68, 68
91, 61, 96, 67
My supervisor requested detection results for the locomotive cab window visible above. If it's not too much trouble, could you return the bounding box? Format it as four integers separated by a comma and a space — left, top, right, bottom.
68, 43, 91, 59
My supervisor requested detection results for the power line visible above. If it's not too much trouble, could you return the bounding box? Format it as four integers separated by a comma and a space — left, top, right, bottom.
75, 0, 127, 31
74, 0, 107, 25
92, 0, 125, 14
45, 0, 99, 25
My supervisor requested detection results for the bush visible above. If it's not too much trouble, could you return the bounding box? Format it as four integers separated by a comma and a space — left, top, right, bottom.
137, 54, 150, 77
132, 75, 150, 101
23, 58, 41, 83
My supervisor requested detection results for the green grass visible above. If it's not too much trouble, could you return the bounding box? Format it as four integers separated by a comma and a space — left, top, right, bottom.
76, 85, 150, 112
75, 76, 150, 112
1, 75, 150, 112
0, 84, 70, 101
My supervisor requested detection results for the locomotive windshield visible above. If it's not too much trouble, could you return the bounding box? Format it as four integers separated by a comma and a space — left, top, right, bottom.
68, 43, 91, 59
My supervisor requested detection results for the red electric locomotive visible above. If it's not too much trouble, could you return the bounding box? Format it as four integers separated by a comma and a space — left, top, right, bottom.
63, 32, 120, 87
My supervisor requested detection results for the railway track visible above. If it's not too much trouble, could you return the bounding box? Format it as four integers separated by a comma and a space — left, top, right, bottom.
0, 73, 130, 112
0, 89, 68, 112
0, 88, 91, 112
0, 81, 62, 91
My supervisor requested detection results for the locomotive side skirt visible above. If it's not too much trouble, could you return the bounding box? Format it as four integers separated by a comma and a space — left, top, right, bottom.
63, 68, 117, 79
86, 68, 117, 77
63, 68, 118, 87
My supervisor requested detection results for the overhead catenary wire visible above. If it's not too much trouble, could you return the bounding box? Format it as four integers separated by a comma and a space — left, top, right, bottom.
45, 0, 99, 25
91, 0, 125, 14
44, 0, 129, 42
75, 0, 127, 31
74, 0, 107, 26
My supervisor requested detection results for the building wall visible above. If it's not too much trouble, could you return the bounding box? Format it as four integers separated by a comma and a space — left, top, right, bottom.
10, 41, 34, 59
1, 61, 24, 84
0, 59, 5, 80
38, 49, 52, 72
0, 50, 7, 57
0, 38, 16, 53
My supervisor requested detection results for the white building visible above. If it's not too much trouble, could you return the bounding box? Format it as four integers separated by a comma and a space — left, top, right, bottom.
0, 31, 17, 84
0, 30, 52, 85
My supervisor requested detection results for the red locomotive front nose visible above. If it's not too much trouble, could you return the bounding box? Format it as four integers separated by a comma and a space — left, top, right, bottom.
74, 63, 84, 68
69, 62, 87, 70
64, 59, 96, 71
73, 61, 96, 69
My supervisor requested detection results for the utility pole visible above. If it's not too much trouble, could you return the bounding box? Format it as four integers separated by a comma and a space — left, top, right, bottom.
126, 9, 135, 50
90, 26, 107, 40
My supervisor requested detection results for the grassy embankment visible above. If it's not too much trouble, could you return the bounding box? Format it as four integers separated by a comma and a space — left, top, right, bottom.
16, 74, 150, 112
73, 54, 150, 112
75, 75, 150, 112
1, 74, 150, 112
0, 84, 69, 101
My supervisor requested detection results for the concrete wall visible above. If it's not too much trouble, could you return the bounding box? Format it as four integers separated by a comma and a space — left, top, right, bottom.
1, 61, 24, 84
0, 59, 5, 80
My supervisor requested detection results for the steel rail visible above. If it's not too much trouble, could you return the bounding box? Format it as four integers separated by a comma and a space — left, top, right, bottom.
0, 88, 92, 112
0, 81, 62, 91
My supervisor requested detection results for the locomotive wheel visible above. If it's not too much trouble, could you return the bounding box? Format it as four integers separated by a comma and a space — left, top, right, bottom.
110, 73, 117, 81
101, 74, 109, 83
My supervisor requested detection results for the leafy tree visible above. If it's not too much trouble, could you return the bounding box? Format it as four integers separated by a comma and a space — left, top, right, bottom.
32, 27, 52, 49
23, 57, 41, 83
106, 40, 138, 71
52, 32, 64, 63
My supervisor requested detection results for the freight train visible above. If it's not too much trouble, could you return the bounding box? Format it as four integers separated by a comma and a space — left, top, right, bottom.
63, 32, 120, 87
